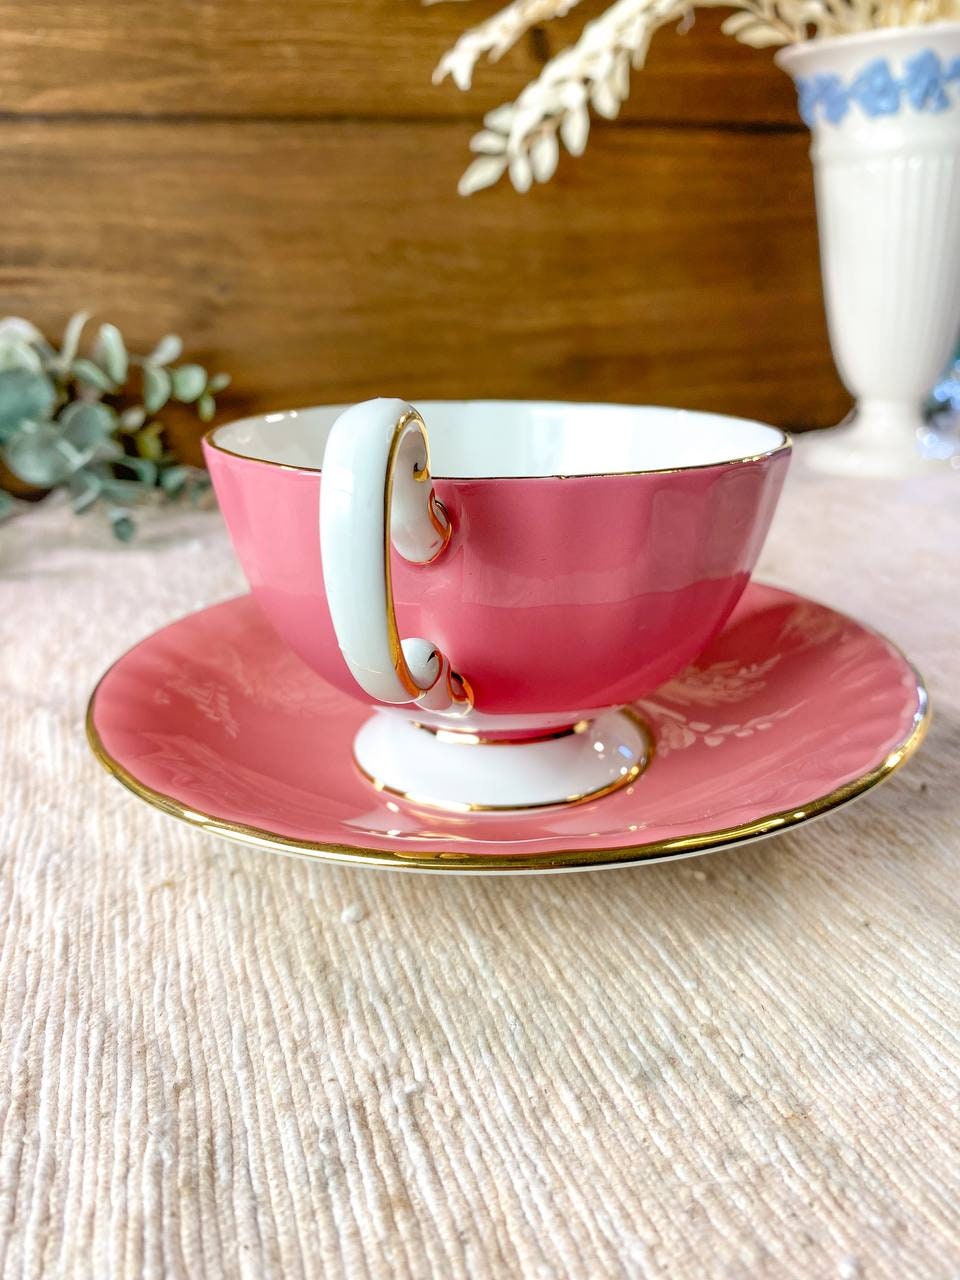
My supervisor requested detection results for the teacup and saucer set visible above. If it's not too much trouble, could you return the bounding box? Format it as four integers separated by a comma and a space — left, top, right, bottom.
86, 399, 929, 873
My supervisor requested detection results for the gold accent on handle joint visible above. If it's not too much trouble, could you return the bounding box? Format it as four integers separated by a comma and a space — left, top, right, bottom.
383, 409, 471, 709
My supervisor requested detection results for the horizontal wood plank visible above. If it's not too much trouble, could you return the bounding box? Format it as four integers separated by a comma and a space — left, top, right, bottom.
0, 118, 845, 465
0, 2, 801, 126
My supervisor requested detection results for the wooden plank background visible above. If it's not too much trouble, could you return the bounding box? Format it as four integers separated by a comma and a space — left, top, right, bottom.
0, 0, 848, 463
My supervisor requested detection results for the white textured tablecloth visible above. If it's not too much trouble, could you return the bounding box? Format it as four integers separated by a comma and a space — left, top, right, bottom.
1, 457, 958, 1279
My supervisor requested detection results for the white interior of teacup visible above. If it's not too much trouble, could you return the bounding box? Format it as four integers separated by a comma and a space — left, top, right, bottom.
210, 401, 788, 477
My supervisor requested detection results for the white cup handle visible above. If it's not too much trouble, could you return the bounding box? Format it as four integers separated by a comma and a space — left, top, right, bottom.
320, 398, 473, 716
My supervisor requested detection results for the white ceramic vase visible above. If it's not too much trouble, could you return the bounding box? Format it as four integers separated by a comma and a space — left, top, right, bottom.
777, 24, 960, 476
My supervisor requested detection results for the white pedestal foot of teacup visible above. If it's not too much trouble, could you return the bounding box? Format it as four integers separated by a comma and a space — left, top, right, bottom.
799, 404, 950, 478
353, 707, 653, 812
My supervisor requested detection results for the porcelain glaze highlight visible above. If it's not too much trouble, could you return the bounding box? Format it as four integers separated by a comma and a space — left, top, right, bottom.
87, 584, 928, 874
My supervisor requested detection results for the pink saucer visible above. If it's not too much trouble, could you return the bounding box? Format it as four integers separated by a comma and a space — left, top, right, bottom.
87, 584, 928, 874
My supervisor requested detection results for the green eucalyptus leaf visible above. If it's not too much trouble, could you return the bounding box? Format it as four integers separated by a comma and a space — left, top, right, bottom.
0, 337, 42, 374
171, 363, 206, 403
7, 319, 55, 366
0, 319, 228, 535
0, 369, 56, 437
12, 417, 43, 436
59, 400, 116, 451
72, 358, 116, 394
143, 364, 171, 414
76, 441, 122, 469
120, 456, 158, 487
147, 334, 182, 367
3, 424, 75, 486
101, 477, 147, 504
119, 406, 146, 431
91, 437, 124, 463
159, 464, 191, 495
0, 317, 45, 346
59, 311, 89, 369
69, 468, 102, 514
93, 323, 128, 385
135, 422, 164, 461
109, 510, 136, 542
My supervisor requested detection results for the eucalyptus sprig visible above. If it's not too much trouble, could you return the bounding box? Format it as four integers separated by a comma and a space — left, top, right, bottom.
0, 314, 229, 540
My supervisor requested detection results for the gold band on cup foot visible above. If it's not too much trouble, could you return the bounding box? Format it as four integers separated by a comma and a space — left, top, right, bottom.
410, 718, 593, 748
352, 707, 654, 814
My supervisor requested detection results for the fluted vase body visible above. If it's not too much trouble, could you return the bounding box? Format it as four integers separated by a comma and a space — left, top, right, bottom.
778, 24, 960, 474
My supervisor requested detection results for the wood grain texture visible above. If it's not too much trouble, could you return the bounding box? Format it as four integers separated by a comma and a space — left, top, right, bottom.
0, 0, 843, 460
0, 2, 800, 125
0, 118, 845, 463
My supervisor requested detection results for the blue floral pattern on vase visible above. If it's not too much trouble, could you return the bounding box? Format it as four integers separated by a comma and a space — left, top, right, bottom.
796, 49, 960, 127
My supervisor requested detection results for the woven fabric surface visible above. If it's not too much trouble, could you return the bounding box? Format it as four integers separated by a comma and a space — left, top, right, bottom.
1, 457, 958, 1280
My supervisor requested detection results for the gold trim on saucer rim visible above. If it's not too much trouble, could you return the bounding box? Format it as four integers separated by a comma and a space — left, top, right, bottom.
85, 672, 930, 875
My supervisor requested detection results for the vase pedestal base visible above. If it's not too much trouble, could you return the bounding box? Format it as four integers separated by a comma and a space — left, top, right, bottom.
800, 401, 952, 478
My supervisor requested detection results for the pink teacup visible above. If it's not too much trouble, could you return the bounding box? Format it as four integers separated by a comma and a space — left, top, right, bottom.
204, 399, 790, 810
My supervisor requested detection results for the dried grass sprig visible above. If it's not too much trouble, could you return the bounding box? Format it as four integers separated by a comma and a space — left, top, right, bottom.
434, 0, 587, 89
432, 0, 960, 192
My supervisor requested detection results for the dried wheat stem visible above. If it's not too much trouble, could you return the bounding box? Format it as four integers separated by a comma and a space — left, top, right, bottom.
434, 0, 587, 89
429, 0, 960, 192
